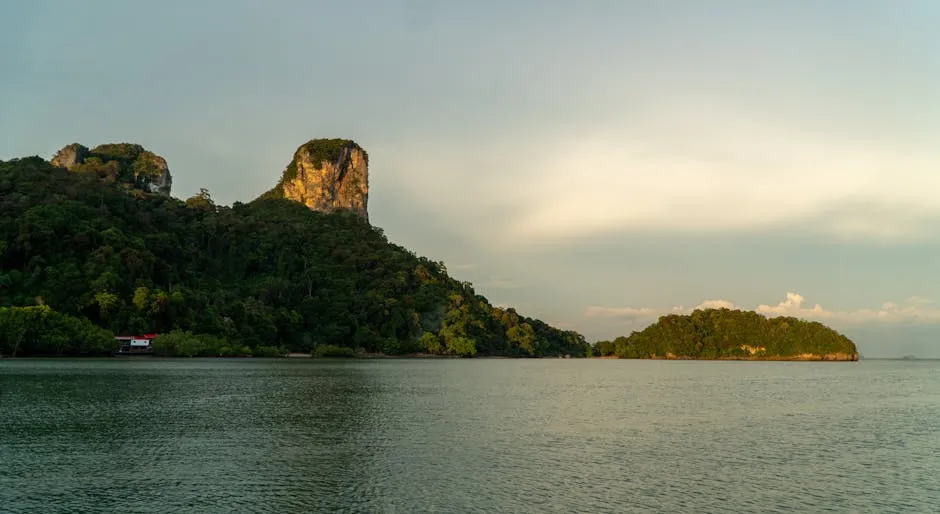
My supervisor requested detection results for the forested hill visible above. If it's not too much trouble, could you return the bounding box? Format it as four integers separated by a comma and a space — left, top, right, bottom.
0, 151, 589, 357
593, 308, 858, 361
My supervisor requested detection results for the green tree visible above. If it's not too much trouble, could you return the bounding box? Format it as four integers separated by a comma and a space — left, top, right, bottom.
446, 336, 477, 357
420, 331, 442, 354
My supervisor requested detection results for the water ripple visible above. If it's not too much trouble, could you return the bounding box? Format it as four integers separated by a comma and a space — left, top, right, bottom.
1, 359, 938, 512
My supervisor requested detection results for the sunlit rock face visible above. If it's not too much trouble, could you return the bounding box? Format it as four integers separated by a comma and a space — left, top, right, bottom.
50, 143, 89, 169
271, 139, 369, 222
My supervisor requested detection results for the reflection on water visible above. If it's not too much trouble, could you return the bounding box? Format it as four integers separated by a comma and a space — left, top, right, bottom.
1, 359, 938, 513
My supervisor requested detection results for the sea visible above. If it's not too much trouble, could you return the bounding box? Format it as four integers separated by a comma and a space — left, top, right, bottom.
1, 358, 937, 513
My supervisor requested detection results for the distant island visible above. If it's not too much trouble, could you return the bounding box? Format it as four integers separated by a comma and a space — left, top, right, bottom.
592, 308, 858, 361
0, 139, 856, 361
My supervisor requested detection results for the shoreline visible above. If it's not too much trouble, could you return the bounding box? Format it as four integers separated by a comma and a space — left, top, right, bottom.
3, 352, 859, 361
608, 353, 859, 362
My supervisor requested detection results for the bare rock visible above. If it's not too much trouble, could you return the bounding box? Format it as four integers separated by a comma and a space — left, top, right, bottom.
270, 139, 369, 221
50, 143, 89, 169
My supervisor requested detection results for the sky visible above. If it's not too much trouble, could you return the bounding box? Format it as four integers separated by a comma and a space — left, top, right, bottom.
2, 1, 940, 357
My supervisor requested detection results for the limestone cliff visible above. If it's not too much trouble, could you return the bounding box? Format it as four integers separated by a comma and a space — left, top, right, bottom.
50, 143, 88, 169
50, 143, 172, 196
267, 139, 369, 221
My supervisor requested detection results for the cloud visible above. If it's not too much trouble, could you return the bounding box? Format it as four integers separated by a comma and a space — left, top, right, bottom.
696, 299, 737, 310
386, 97, 940, 248
756, 292, 940, 325
584, 306, 684, 321
508, 122, 940, 245
755, 292, 821, 316
586, 292, 940, 326
585, 297, 746, 322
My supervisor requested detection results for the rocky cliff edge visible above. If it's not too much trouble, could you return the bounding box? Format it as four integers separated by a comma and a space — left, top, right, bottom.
51, 143, 172, 196
265, 139, 369, 222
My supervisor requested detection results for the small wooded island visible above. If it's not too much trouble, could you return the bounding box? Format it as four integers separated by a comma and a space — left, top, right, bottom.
593, 308, 858, 361
0, 139, 856, 360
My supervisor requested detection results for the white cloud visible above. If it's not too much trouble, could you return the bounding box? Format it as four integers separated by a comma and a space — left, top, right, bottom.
755, 292, 822, 316
586, 292, 940, 326
696, 299, 737, 310
584, 305, 684, 320
756, 292, 940, 325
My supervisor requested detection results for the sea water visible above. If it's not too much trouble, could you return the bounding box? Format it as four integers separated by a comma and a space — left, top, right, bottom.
1, 358, 937, 513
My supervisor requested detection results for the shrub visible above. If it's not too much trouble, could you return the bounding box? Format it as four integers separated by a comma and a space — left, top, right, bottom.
419, 332, 442, 354
152, 330, 237, 357
0, 305, 114, 357
313, 344, 357, 358
446, 336, 477, 357
253, 345, 288, 358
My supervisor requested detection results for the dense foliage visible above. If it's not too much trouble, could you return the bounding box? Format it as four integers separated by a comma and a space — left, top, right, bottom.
0, 305, 114, 357
66, 143, 168, 188
593, 308, 857, 359
149, 330, 285, 358
0, 155, 588, 357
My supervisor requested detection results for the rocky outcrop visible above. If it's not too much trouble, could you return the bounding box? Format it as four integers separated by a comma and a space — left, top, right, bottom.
268, 139, 369, 221
51, 143, 89, 169
129, 148, 172, 196
49, 142, 172, 196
